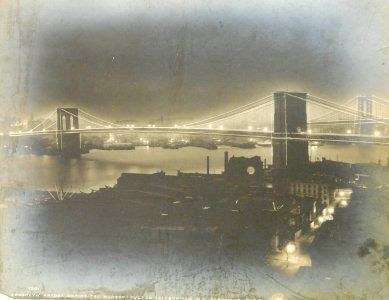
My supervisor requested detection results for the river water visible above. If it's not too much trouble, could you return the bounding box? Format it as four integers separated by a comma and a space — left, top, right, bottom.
1, 144, 388, 191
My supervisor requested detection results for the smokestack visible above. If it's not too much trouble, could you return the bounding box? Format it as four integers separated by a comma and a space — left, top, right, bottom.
206, 156, 210, 175
224, 151, 229, 173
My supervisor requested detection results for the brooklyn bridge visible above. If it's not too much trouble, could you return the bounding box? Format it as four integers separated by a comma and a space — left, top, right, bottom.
3, 91, 389, 167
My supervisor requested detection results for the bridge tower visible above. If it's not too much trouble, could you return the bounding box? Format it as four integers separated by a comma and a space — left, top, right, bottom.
272, 92, 309, 170
357, 96, 373, 135
56, 108, 81, 156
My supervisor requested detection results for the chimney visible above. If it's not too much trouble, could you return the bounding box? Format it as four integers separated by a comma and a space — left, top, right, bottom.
224, 151, 229, 173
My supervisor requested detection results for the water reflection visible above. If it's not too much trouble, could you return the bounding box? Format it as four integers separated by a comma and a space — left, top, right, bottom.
1, 143, 388, 191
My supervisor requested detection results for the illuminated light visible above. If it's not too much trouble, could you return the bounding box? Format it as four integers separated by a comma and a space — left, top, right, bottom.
42, 129, 47, 132
131, 124, 134, 128
307, 129, 312, 134
340, 200, 348, 207
269, 293, 286, 300
263, 127, 268, 132
107, 125, 112, 128
218, 125, 224, 130
285, 242, 296, 254
346, 129, 352, 134
183, 125, 187, 128
18, 130, 22, 133
174, 124, 178, 128
169, 138, 174, 143
71, 126, 75, 130
126, 124, 130, 128
152, 124, 156, 128
318, 216, 325, 223
374, 131, 380, 136
208, 124, 213, 129
147, 124, 151, 127
328, 207, 335, 214
86, 126, 91, 129
0, 132, 3, 136
161, 213, 168, 216
249, 138, 253, 142
248, 125, 253, 131
339, 191, 345, 197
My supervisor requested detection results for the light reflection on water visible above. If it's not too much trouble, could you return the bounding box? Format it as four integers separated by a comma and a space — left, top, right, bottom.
1, 144, 388, 191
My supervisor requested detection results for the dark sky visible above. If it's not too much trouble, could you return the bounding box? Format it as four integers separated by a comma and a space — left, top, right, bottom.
2, 0, 389, 122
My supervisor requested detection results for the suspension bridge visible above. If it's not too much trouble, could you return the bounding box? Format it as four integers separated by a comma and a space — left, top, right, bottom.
3, 91, 389, 167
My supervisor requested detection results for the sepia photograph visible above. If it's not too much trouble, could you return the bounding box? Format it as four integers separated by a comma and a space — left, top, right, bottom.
1, 1, 389, 299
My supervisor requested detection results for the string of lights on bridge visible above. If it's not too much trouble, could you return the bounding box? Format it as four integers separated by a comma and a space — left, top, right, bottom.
3, 93, 389, 144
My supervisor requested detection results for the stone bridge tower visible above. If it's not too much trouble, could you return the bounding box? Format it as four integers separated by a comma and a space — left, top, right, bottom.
56, 108, 81, 156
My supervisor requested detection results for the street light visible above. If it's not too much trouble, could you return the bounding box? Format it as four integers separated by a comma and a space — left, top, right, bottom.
340, 200, 348, 207
248, 125, 253, 131
374, 131, 380, 136
285, 242, 296, 267
346, 129, 352, 134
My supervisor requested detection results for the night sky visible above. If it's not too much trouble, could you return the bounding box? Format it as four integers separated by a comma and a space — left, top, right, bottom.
1, 0, 389, 122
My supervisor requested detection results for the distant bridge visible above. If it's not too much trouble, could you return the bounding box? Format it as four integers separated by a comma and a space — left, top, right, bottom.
7, 125, 389, 145
3, 92, 389, 167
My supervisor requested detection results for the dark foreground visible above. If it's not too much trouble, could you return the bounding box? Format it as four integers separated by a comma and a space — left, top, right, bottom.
1, 180, 389, 300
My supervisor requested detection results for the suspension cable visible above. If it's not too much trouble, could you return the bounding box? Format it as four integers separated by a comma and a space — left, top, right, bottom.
190, 101, 274, 127
29, 109, 57, 132
78, 109, 121, 127
288, 93, 389, 125
185, 94, 273, 126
